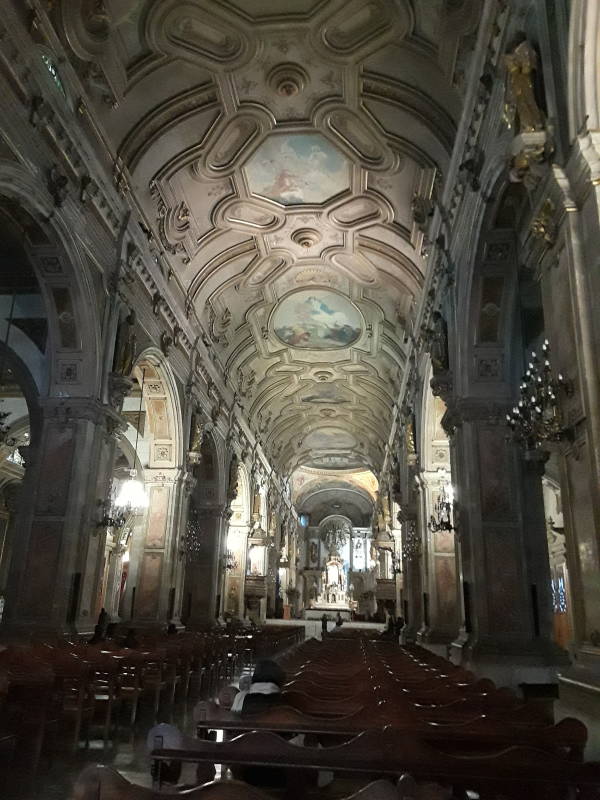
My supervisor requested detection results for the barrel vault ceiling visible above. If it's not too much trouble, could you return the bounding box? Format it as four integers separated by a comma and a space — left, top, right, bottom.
88, 0, 479, 474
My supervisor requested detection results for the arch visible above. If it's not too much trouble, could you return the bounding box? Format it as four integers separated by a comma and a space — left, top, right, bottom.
419, 359, 450, 474
229, 460, 251, 526
124, 347, 184, 471
0, 166, 101, 397
568, 0, 600, 138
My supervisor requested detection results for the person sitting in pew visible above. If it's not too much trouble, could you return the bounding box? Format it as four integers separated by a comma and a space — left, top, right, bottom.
87, 624, 105, 645
231, 659, 285, 715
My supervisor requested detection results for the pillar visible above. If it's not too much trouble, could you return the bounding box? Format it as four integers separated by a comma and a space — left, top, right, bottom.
417, 470, 459, 645
446, 398, 567, 685
3, 398, 122, 635
184, 504, 227, 625
400, 515, 423, 641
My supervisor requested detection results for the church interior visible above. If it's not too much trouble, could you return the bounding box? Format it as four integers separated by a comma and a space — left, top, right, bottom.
1, 0, 600, 797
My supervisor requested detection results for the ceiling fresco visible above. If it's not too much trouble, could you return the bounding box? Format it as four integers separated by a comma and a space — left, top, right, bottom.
272, 290, 362, 349
95, 0, 480, 475
245, 133, 351, 206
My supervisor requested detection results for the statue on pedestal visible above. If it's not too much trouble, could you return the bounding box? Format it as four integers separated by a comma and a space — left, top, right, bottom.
504, 40, 545, 134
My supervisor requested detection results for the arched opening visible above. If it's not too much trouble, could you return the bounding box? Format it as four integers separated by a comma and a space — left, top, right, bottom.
221, 461, 251, 620
417, 360, 457, 644
100, 351, 183, 628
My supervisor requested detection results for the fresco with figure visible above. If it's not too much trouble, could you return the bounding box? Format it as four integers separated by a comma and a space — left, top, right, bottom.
304, 427, 357, 451
273, 290, 362, 349
245, 132, 350, 206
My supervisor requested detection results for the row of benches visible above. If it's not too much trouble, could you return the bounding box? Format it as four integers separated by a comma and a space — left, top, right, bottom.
147, 635, 600, 798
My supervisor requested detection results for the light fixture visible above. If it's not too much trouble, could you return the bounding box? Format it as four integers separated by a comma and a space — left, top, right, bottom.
402, 521, 421, 562
223, 549, 238, 572
428, 475, 454, 533
506, 340, 573, 449
114, 368, 148, 512
183, 505, 203, 562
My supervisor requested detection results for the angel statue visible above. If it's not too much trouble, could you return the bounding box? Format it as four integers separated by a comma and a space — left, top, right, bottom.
504, 40, 545, 133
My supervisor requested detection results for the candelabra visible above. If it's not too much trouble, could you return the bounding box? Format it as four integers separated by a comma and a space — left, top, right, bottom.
428, 478, 454, 533
223, 549, 238, 572
183, 507, 203, 563
402, 522, 421, 562
506, 340, 573, 449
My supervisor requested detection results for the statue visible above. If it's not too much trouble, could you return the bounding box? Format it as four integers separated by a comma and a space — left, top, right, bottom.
504, 40, 545, 133
190, 413, 205, 452
227, 454, 239, 502
429, 311, 449, 372
113, 310, 136, 377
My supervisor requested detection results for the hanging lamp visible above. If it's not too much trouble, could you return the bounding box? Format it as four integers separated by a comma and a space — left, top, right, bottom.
115, 367, 149, 512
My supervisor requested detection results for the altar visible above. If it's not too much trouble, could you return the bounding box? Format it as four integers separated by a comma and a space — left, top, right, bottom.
305, 606, 352, 621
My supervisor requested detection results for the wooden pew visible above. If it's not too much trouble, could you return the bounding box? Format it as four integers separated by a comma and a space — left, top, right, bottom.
152, 727, 600, 799
72, 764, 401, 800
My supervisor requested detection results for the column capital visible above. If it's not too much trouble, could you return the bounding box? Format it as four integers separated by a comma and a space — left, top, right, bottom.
40, 396, 126, 436
442, 397, 511, 436
143, 467, 182, 486
195, 503, 229, 520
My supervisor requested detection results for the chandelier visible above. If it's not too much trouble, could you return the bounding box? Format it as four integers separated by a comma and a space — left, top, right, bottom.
506, 340, 573, 449
428, 476, 454, 533
114, 368, 148, 513
183, 506, 202, 562
402, 522, 421, 562
223, 549, 238, 572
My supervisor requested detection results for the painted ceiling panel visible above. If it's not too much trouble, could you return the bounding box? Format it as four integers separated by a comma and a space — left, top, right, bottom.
89, 0, 479, 474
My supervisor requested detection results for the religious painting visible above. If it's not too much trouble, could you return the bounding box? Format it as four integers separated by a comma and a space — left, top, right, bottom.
300, 384, 351, 404
305, 455, 365, 470
272, 290, 362, 349
304, 426, 357, 451
245, 132, 350, 206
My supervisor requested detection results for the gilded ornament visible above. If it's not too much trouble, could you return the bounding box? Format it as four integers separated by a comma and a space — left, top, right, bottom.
503, 40, 545, 133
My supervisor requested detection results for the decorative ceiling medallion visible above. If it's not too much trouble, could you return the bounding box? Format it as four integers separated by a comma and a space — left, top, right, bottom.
244, 133, 351, 206
291, 228, 322, 248
267, 63, 308, 97
272, 289, 362, 350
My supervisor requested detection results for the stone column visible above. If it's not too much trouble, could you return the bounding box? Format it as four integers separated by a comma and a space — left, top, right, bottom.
123, 468, 180, 627
417, 470, 458, 646
168, 470, 196, 627
400, 515, 423, 641
446, 398, 566, 685
222, 524, 250, 618
183, 504, 227, 625
3, 399, 122, 635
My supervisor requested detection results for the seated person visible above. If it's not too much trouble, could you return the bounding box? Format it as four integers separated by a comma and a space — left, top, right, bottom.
87, 624, 105, 645
231, 659, 285, 715
121, 627, 139, 649
217, 684, 239, 710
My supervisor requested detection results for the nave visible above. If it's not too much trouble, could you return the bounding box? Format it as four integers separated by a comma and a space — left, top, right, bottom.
1, 0, 600, 795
